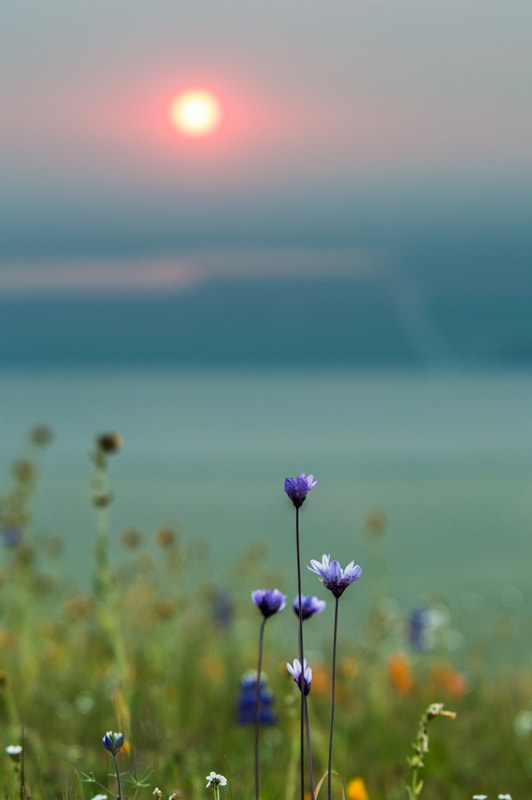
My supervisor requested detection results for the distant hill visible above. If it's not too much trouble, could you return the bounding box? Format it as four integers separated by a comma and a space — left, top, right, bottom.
1, 275, 532, 369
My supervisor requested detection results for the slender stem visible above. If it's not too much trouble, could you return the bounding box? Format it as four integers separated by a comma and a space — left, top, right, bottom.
304, 695, 315, 800
295, 506, 305, 800
328, 597, 340, 800
112, 754, 122, 800
254, 617, 267, 800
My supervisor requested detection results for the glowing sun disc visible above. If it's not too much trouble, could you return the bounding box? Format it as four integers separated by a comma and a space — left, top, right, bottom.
169, 89, 223, 138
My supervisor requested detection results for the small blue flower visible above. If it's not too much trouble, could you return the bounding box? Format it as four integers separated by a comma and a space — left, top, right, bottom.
237, 671, 277, 725
102, 731, 124, 756
284, 473, 318, 508
293, 594, 326, 620
286, 658, 312, 695
2, 525, 23, 548
251, 588, 287, 618
407, 607, 430, 652
308, 554, 362, 598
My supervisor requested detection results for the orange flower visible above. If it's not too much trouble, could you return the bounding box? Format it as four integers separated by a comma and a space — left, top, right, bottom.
309, 663, 329, 695
388, 653, 414, 695
346, 777, 369, 800
428, 660, 466, 698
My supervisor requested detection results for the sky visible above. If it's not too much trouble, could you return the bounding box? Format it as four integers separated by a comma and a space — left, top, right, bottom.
1, 0, 532, 293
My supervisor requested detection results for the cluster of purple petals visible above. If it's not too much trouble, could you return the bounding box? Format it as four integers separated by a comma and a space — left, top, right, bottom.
284, 473, 318, 509
293, 594, 326, 620
237, 673, 277, 725
308, 554, 362, 598
251, 588, 287, 618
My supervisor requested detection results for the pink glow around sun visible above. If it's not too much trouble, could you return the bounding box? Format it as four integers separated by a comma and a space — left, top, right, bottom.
168, 89, 223, 138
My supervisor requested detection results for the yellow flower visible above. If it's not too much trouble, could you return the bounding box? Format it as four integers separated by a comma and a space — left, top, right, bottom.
346, 777, 369, 800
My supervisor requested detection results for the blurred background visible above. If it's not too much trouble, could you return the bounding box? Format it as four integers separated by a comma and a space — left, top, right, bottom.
1, 1, 532, 647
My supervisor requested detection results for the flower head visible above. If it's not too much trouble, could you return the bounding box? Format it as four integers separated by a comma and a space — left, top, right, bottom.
5, 745, 22, 762
346, 777, 369, 800
308, 554, 362, 598
284, 473, 318, 508
251, 588, 287, 618
237, 671, 277, 725
286, 658, 312, 695
102, 731, 124, 756
293, 594, 326, 620
206, 772, 227, 789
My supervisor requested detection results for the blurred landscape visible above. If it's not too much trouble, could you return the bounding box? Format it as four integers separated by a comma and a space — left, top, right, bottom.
2, 1, 532, 796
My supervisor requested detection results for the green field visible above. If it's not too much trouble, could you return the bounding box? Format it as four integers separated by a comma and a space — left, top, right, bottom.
0, 427, 529, 800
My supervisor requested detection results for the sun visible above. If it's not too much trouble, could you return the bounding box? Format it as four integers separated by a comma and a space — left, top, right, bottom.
169, 89, 223, 138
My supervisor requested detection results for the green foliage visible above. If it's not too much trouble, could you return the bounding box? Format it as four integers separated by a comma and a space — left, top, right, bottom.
0, 430, 529, 799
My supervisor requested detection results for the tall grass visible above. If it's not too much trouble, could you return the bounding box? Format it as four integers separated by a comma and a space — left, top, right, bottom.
0, 429, 527, 799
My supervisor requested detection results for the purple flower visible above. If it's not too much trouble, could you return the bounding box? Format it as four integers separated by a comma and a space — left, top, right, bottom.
237, 671, 277, 725
102, 731, 124, 756
284, 473, 318, 509
286, 658, 312, 695
308, 554, 362, 598
293, 594, 326, 620
251, 589, 287, 618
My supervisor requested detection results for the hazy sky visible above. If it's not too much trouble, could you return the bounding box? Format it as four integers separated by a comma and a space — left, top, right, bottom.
2, 0, 531, 290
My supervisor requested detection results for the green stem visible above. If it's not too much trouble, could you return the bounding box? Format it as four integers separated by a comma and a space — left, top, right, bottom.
295, 506, 306, 800
328, 597, 340, 800
304, 694, 315, 800
113, 753, 122, 800
254, 617, 267, 800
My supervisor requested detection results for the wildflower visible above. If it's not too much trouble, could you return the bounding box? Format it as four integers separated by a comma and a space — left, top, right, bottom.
286, 658, 312, 695
102, 731, 124, 756
293, 594, 326, 620
252, 589, 285, 800
346, 777, 369, 800
210, 588, 234, 629
30, 424, 53, 447
2, 525, 24, 548
498, 795, 513, 799
308, 554, 362, 598
155, 525, 178, 547
206, 772, 227, 788
121, 529, 142, 549
407, 607, 430, 651
364, 508, 388, 537
90, 795, 108, 800
251, 588, 287, 618
5, 745, 22, 762
96, 433, 122, 453
237, 672, 276, 725
308, 558, 361, 800
472, 796, 488, 800
284, 473, 318, 508
388, 653, 415, 695
514, 709, 532, 736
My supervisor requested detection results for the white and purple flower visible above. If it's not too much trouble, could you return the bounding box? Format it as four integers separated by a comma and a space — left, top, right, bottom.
102, 731, 124, 756
308, 554, 362, 598
293, 594, 326, 620
286, 658, 313, 695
